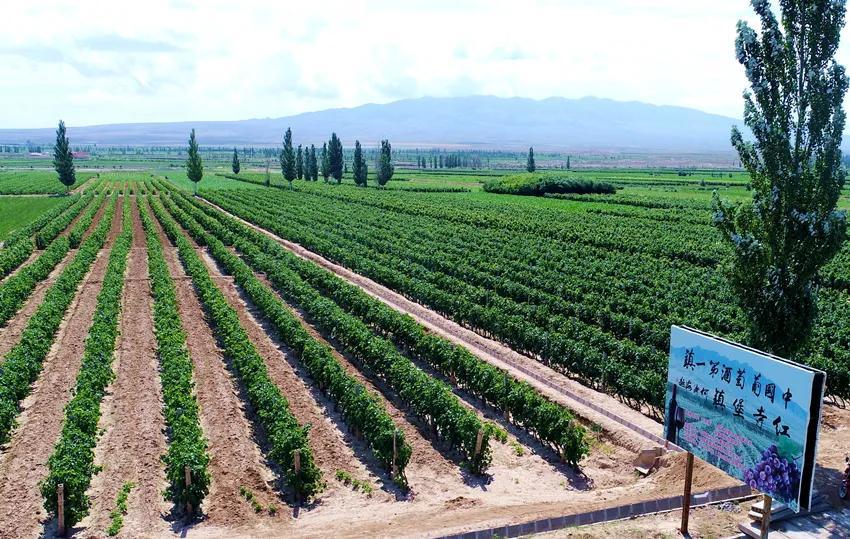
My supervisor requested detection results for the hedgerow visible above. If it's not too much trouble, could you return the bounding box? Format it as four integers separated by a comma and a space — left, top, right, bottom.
482, 173, 616, 196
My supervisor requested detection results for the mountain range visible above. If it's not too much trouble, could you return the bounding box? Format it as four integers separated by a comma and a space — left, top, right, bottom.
0, 95, 746, 152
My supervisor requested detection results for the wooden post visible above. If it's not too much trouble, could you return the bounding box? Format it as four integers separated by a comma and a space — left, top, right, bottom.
184, 465, 192, 515
474, 428, 484, 457
392, 430, 399, 478
760, 494, 772, 539
57, 483, 65, 537
680, 452, 694, 536
293, 450, 302, 504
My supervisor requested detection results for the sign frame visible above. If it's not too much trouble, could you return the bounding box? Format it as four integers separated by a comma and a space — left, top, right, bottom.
664, 325, 825, 512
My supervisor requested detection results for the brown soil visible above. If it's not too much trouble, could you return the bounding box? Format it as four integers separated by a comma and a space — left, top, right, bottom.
145, 203, 280, 531
77, 199, 171, 537
0, 199, 107, 358
0, 198, 123, 539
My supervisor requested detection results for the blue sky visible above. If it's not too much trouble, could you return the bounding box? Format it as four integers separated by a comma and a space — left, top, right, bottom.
2, 0, 849, 128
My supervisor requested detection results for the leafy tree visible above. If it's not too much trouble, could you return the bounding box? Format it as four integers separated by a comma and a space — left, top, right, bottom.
566, 155, 571, 169
186, 129, 203, 195
377, 139, 394, 186
53, 120, 76, 193
296, 144, 304, 180
231, 148, 241, 175
329, 133, 343, 183
526, 146, 536, 172
712, 0, 849, 358
320, 142, 330, 182
280, 127, 296, 189
353, 140, 367, 186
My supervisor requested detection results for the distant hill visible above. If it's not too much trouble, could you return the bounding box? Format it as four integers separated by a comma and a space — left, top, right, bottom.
0, 95, 746, 152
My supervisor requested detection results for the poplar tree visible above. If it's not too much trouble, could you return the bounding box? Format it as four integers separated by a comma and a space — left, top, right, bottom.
186, 129, 203, 195
712, 0, 849, 357
309, 144, 318, 180
377, 139, 394, 186
231, 148, 241, 175
353, 140, 367, 186
320, 142, 330, 182
296, 144, 304, 180
53, 120, 76, 193
526, 146, 536, 172
280, 127, 296, 189
329, 133, 343, 183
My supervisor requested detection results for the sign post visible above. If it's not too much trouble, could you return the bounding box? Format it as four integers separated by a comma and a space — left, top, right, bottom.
681, 451, 694, 535
665, 326, 825, 514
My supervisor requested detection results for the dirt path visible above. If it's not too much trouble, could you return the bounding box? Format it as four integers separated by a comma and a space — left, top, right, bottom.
0, 200, 107, 358
201, 197, 664, 452
146, 204, 280, 532
0, 199, 123, 539
78, 199, 171, 538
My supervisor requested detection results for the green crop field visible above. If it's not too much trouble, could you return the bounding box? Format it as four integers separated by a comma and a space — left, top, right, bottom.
0, 170, 94, 194
172, 170, 850, 411
0, 196, 68, 240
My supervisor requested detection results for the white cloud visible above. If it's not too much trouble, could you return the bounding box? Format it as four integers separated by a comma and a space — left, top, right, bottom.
2, 0, 850, 128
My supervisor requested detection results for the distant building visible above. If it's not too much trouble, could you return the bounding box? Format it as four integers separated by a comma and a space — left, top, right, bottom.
72, 151, 90, 159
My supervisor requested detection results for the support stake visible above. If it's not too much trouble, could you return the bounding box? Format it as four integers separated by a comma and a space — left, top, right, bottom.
680, 452, 694, 536
57, 483, 65, 537
184, 465, 192, 515
474, 428, 484, 457
392, 430, 399, 478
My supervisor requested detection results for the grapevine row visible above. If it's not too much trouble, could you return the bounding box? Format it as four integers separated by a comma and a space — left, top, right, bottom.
149, 196, 324, 498
41, 197, 133, 528
159, 191, 494, 472
0, 195, 84, 279
174, 191, 589, 465
205, 189, 665, 407
156, 195, 412, 483
139, 199, 211, 510
0, 196, 117, 443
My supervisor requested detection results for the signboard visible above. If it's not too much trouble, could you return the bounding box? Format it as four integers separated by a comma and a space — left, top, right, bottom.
664, 326, 825, 512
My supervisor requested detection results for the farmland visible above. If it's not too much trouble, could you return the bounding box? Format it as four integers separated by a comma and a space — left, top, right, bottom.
0, 168, 846, 538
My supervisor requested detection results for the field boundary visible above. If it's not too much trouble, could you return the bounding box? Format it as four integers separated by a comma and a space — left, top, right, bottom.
198, 194, 677, 452
437, 484, 754, 539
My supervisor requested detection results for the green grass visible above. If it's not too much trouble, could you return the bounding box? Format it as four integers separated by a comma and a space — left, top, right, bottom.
0, 196, 67, 240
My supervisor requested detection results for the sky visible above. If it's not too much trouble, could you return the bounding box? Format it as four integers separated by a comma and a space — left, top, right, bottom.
3, 0, 850, 129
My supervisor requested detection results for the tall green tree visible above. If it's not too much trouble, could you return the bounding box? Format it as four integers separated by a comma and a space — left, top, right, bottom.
296, 144, 304, 180
328, 133, 343, 183
566, 155, 571, 169
280, 127, 296, 189
352, 140, 368, 186
377, 139, 394, 186
231, 147, 241, 175
186, 129, 203, 195
53, 120, 76, 194
320, 142, 330, 182
309, 144, 318, 181
712, 0, 848, 357
526, 146, 536, 172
